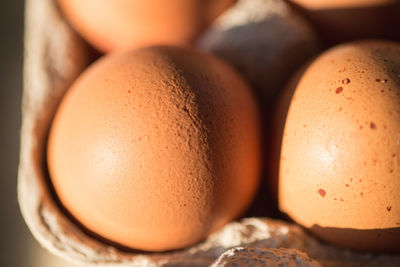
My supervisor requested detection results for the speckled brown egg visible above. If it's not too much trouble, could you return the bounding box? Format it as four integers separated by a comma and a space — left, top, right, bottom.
47, 46, 261, 252
287, 0, 400, 45
57, 0, 236, 52
277, 40, 400, 251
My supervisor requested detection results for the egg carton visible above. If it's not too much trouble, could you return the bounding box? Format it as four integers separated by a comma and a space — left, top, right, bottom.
18, 0, 400, 266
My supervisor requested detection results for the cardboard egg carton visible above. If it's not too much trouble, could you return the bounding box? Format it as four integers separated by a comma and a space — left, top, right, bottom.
18, 0, 400, 265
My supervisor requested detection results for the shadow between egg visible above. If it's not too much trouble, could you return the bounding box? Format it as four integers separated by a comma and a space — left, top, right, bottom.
266, 59, 314, 210
309, 224, 400, 252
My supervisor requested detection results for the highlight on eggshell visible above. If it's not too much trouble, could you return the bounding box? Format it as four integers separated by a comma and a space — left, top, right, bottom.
276, 40, 400, 252
46, 45, 261, 252
286, 0, 400, 45
57, 0, 236, 52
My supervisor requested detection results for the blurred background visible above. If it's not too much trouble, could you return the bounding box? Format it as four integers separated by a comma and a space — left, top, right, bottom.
0, 1, 74, 266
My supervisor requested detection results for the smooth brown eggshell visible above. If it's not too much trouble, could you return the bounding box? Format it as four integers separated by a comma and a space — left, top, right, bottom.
286, 0, 400, 45
47, 46, 261, 252
278, 40, 400, 252
57, 0, 236, 52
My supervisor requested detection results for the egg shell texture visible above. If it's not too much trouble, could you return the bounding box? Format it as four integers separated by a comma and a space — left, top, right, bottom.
279, 40, 400, 235
57, 0, 236, 52
47, 46, 261, 252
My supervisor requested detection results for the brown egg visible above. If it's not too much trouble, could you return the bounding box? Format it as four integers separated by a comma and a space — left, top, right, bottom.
286, 0, 400, 45
277, 40, 400, 251
47, 46, 261, 252
57, 0, 236, 52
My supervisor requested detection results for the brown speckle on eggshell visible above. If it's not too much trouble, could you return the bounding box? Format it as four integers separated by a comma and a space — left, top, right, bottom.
277, 40, 400, 252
